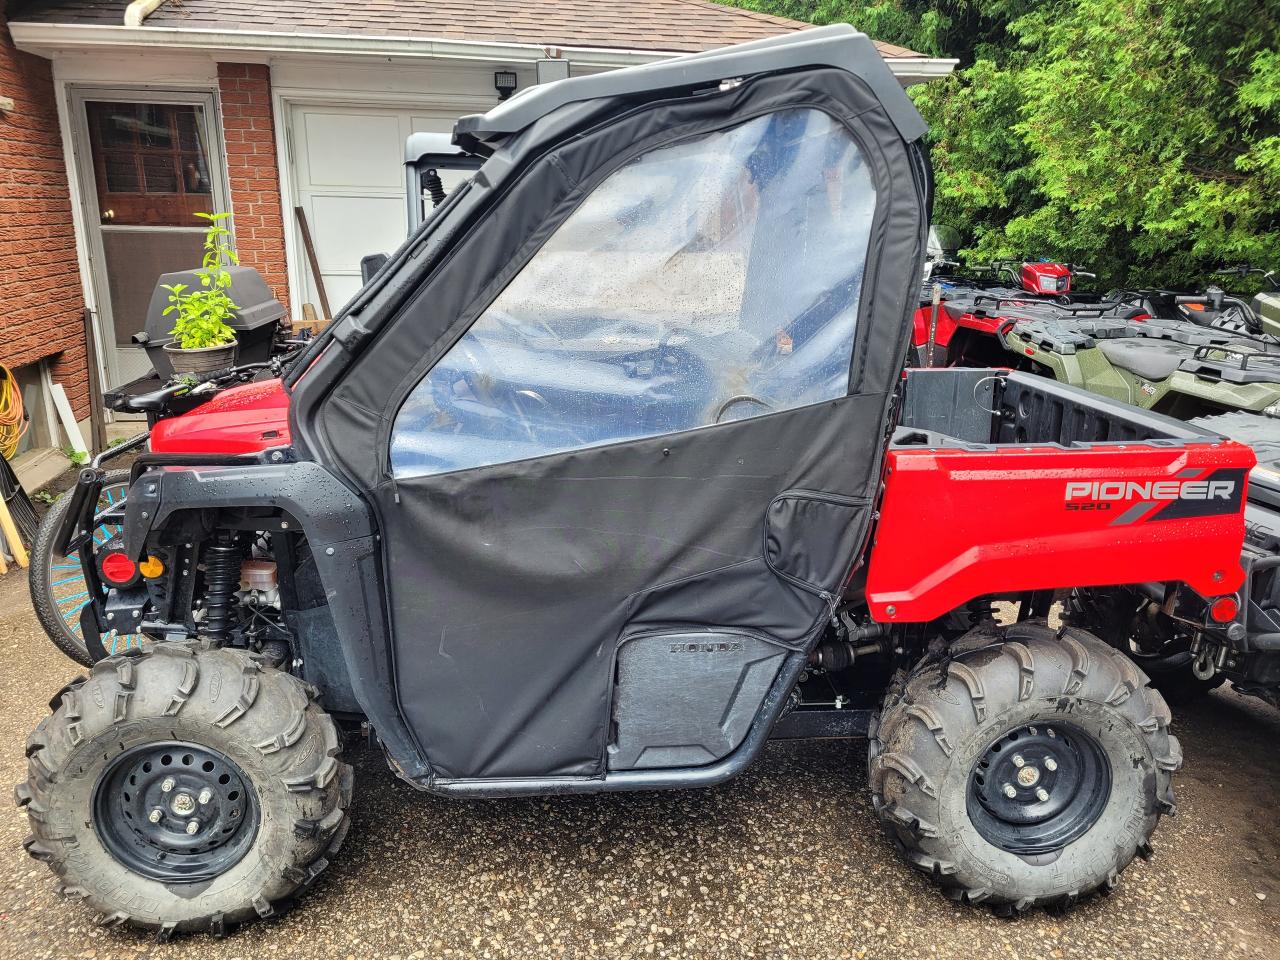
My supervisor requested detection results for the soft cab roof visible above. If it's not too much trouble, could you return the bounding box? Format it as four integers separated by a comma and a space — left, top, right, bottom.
452, 24, 926, 154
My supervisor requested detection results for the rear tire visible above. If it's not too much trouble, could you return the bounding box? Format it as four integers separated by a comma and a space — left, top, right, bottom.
869, 622, 1179, 912
16, 643, 353, 936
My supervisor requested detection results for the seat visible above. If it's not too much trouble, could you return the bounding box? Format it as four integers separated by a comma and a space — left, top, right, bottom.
1096, 339, 1187, 381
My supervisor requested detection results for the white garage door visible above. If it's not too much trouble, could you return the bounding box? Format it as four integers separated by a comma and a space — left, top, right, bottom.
289, 104, 472, 315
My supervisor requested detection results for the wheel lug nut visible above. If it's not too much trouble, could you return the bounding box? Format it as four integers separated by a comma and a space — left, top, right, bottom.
1044, 757, 1058, 772
1035, 787, 1050, 802
160, 777, 175, 792
198, 788, 213, 805
148, 808, 163, 824
1002, 783, 1017, 798
186, 819, 200, 835
1012, 754, 1025, 767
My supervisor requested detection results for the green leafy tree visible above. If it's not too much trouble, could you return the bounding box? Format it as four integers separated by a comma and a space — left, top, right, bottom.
164, 212, 240, 349
723, 1, 1008, 60
724, 1, 1280, 290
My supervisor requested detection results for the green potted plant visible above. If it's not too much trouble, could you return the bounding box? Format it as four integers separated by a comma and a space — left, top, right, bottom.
162, 211, 240, 374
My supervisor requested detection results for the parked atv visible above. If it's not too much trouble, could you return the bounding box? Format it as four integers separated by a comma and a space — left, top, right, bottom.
919, 259, 1280, 402
911, 254, 1100, 367
1002, 305, 1279, 419
915, 264, 1280, 432
19, 27, 1260, 935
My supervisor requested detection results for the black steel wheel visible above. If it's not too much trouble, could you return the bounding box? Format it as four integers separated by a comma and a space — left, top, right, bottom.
18, 643, 353, 936
869, 623, 1180, 913
94, 742, 259, 883
966, 722, 1111, 856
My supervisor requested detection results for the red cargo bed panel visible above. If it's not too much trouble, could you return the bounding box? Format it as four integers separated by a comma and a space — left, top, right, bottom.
866, 440, 1254, 622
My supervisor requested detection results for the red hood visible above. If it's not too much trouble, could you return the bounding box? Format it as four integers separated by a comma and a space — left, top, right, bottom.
149, 379, 291, 455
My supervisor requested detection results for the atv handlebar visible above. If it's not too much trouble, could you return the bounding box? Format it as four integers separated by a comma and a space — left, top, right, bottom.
1214, 265, 1279, 291
123, 381, 194, 413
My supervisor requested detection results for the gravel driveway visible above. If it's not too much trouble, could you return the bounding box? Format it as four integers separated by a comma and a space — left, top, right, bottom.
1, 572, 1277, 960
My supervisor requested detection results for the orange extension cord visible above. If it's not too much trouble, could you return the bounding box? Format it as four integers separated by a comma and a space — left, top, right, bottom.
0, 363, 29, 461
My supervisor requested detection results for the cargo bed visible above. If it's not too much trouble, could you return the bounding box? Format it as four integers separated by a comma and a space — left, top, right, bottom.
865, 369, 1255, 621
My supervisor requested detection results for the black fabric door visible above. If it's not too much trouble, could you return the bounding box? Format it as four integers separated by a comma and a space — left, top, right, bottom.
309, 70, 928, 781
386, 397, 883, 779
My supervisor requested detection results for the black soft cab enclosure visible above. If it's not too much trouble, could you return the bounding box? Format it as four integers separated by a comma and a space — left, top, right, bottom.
288, 24, 929, 786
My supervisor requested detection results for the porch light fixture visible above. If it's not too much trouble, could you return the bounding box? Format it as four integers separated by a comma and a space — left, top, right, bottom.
494, 71, 518, 101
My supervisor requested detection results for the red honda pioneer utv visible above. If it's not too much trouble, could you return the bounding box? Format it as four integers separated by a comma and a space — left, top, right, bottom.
19, 26, 1258, 935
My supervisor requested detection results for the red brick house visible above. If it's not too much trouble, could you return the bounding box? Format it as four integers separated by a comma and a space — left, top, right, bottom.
0, 0, 952, 482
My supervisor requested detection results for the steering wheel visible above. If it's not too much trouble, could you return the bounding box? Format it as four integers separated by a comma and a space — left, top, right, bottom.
453, 335, 592, 447
714, 394, 773, 423
507, 388, 588, 447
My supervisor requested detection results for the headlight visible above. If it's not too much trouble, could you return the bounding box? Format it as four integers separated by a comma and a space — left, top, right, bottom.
1264, 401, 1280, 418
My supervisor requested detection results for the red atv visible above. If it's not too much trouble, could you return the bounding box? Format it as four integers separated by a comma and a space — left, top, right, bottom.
19, 26, 1257, 935
912, 254, 1098, 367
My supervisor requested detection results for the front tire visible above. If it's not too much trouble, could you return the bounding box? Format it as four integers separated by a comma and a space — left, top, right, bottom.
869, 623, 1179, 912
16, 643, 353, 936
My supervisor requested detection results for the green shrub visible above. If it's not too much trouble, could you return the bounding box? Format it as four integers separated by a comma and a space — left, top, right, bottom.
725, 1, 1280, 292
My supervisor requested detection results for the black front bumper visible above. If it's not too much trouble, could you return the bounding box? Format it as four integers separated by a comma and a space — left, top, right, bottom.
52, 434, 149, 661
53, 433, 149, 557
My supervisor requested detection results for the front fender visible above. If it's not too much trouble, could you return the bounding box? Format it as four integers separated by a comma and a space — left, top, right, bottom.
123, 460, 429, 781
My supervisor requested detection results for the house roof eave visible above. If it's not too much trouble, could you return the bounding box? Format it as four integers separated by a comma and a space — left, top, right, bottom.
7, 21, 957, 78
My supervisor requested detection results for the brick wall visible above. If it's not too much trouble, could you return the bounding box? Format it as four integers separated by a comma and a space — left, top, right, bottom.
0, 13, 89, 418
217, 63, 289, 308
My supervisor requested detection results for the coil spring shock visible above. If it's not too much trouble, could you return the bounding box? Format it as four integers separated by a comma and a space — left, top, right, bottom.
202, 538, 242, 641
965, 597, 996, 627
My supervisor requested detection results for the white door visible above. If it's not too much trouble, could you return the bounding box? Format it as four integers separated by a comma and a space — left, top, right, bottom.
288, 104, 469, 317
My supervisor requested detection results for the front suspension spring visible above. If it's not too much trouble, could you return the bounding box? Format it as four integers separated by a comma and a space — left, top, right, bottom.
202, 540, 242, 641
